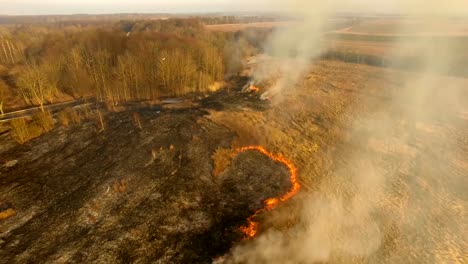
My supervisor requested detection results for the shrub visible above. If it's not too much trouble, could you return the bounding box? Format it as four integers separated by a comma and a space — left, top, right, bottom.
57, 109, 71, 127
10, 113, 53, 144
33, 110, 54, 132
58, 107, 83, 127
69, 108, 82, 125
10, 118, 29, 144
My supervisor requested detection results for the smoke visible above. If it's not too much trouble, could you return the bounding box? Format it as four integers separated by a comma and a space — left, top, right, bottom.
253, 1, 333, 102
222, 1, 468, 263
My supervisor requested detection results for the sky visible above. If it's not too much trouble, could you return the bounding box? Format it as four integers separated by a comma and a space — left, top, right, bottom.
1, 0, 270, 15
0, 0, 467, 15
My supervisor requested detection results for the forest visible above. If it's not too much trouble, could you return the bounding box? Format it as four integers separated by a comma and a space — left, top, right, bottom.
0, 18, 268, 112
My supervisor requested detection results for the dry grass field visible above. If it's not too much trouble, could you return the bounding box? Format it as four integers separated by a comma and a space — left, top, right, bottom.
1, 12, 467, 262
209, 60, 468, 263
335, 18, 468, 36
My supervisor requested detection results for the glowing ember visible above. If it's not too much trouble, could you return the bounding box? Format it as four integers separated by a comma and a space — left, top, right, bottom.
240, 215, 259, 237
233, 146, 300, 238
249, 85, 260, 92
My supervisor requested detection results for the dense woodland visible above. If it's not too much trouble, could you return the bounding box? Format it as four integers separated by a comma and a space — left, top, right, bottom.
0, 18, 268, 111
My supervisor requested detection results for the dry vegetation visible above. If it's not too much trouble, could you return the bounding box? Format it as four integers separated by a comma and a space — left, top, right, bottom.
57, 107, 83, 127
0, 57, 466, 262
209, 61, 363, 188
0, 14, 467, 263
334, 18, 468, 36
212, 147, 234, 176
0, 17, 277, 115
7, 106, 105, 144
311, 18, 468, 77
210, 60, 468, 263
9, 118, 31, 144
0, 19, 236, 112
9, 117, 46, 144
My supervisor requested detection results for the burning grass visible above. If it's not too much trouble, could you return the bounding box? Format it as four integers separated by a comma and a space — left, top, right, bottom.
211, 60, 468, 263
234, 146, 300, 238
1, 59, 466, 263
211, 144, 300, 238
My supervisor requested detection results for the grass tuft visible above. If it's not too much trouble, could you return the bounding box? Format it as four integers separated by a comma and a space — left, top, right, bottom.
211, 147, 234, 176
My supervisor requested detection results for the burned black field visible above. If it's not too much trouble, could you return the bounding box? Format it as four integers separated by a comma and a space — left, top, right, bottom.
0, 89, 291, 263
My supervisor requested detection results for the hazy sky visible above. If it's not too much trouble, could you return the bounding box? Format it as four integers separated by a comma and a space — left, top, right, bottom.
1, 0, 467, 15
1, 0, 265, 15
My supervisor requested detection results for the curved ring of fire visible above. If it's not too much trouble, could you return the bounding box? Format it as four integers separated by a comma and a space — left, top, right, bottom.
233, 146, 300, 238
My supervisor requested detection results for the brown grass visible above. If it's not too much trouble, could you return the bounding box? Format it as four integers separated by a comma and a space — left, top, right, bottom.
10, 111, 56, 144
33, 111, 54, 132
210, 60, 468, 263
57, 107, 83, 127
112, 179, 127, 193
132, 112, 142, 130
10, 117, 49, 144
211, 147, 234, 176
96, 110, 105, 132
10, 118, 30, 144
336, 18, 468, 36
325, 40, 394, 57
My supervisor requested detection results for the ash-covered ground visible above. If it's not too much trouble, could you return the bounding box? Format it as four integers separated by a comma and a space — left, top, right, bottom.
0, 87, 290, 263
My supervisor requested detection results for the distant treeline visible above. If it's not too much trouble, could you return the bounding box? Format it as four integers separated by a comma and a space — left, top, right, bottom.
326, 32, 468, 43
324, 33, 468, 77
323, 50, 468, 77
199, 16, 285, 25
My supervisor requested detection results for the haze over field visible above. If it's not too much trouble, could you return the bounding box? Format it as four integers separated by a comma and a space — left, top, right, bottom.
221, 1, 468, 263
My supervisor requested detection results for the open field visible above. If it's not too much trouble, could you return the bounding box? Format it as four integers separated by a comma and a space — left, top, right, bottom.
1, 60, 467, 263
206, 17, 468, 36
0, 11, 467, 263
334, 17, 468, 36
205, 17, 468, 77
211, 60, 468, 263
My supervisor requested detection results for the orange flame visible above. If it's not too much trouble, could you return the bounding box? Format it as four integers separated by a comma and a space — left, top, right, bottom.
249, 85, 260, 92
233, 146, 300, 238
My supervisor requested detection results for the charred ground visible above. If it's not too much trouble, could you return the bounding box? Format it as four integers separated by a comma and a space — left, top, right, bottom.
1, 60, 467, 263
0, 86, 290, 263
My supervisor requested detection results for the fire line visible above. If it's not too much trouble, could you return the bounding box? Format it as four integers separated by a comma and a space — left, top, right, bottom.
233, 146, 300, 238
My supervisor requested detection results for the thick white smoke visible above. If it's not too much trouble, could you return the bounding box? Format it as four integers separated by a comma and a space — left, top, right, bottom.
222, 1, 468, 263
254, 1, 332, 102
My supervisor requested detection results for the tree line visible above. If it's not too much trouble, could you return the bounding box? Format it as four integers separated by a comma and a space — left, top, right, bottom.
0, 18, 276, 111
0, 19, 238, 110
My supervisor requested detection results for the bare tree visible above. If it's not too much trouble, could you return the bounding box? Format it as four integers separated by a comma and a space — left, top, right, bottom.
16, 64, 49, 111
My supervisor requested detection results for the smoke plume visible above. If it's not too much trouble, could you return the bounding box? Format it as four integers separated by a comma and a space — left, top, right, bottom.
223, 1, 468, 263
